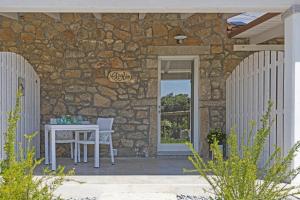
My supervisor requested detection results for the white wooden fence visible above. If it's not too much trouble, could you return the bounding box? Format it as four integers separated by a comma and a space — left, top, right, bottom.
0, 52, 40, 161
226, 51, 285, 167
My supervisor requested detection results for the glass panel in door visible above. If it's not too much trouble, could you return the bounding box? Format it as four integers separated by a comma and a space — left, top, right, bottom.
160, 60, 193, 147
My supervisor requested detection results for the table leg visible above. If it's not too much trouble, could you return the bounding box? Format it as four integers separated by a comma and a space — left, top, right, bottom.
45, 128, 49, 165
51, 129, 56, 171
74, 131, 78, 164
84, 132, 88, 163
94, 129, 100, 168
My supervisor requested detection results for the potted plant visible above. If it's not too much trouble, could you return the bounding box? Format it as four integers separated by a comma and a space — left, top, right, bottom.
207, 128, 226, 159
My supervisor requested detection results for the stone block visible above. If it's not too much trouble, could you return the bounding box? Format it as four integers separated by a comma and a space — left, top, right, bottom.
121, 139, 134, 148
78, 107, 98, 116
94, 94, 111, 107
112, 100, 130, 109
111, 57, 124, 68
200, 107, 209, 159
152, 22, 168, 37
200, 79, 211, 100
21, 33, 34, 42
98, 51, 114, 58
136, 110, 148, 118
64, 70, 81, 78
147, 45, 210, 55
147, 79, 157, 97
66, 50, 85, 58
113, 40, 125, 52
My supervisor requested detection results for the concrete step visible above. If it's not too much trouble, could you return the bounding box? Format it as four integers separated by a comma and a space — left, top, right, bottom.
54, 175, 210, 199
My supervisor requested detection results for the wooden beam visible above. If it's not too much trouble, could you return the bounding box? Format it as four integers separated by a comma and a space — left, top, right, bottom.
93, 13, 102, 20
228, 13, 281, 38
0, 12, 18, 20
249, 24, 284, 44
233, 45, 284, 51
44, 13, 60, 21
0, 0, 297, 13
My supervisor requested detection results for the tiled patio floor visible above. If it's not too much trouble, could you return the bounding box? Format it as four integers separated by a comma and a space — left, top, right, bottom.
36, 156, 197, 175
53, 175, 210, 199
36, 156, 207, 199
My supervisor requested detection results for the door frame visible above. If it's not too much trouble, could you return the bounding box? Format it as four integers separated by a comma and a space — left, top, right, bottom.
157, 55, 200, 155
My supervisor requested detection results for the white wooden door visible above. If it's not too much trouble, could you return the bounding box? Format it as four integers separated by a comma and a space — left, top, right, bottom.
0, 52, 40, 161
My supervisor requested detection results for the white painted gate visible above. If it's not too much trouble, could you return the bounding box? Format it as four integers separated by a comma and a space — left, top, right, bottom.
226, 51, 285, 167
0, 52, 40, 161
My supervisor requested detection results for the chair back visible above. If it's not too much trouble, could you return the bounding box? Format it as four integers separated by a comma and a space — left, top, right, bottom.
97, 118, 114, 131
87, 118, 114, 143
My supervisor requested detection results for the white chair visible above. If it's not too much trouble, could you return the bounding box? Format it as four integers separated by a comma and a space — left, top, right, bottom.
77, 118, 115, 164
49, 118, 76, 162
54, 131, 76, 159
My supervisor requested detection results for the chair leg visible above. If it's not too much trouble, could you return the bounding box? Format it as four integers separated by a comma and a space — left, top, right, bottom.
84, 132, 88, 163
74, 131, 79, 164
109, 135, 115, 165
70, 143, 74, 159
49, 134, 52, 164
49, 146, 52, 164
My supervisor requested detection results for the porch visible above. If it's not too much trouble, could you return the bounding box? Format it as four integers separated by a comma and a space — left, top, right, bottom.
36, 156, 196, 175
37, 157, 205, 199
0, 0, 299, 183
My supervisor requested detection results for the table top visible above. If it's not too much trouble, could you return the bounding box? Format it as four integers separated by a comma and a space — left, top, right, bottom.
45, 124, 99, 130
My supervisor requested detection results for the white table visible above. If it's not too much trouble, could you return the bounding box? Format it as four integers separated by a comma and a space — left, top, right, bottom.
45, 124, 100, 170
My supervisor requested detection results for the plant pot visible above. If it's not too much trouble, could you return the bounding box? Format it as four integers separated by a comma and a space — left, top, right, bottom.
209, 144, 225, 160
219, 144, 224, 158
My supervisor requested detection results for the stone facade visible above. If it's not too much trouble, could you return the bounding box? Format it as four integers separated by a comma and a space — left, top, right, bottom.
0, 13, 250, 158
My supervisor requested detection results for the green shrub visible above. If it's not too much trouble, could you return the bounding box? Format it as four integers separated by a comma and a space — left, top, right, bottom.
207, 128, 226, 145
0, 91, 73, 200
187, 102, 300, 200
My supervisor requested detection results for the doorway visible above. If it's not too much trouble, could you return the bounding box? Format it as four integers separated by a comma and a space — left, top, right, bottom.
157, 56, 199, 155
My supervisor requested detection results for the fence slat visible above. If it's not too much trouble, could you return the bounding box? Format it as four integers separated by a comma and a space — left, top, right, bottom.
253, 52, 259, 142
243, 57, 249, 142
0, 54, 2, 160
248, 54, 254, 144
270, 51, 277, 156
263, 51, 271, 164
277, 51, 284, 156
226, 78, 230, 135
37, 77, 40, 158
1, 53, 7, 160
232, 69, 236, 131
236, 64, 241, 148
11, 53, 18, 154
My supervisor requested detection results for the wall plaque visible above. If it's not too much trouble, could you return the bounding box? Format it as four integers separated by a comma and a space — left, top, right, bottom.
108, 71, 132, 83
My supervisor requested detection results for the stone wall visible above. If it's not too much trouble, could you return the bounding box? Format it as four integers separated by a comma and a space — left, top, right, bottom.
0, 13, 250, 158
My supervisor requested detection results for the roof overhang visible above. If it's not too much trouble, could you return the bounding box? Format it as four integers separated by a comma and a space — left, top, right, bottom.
229, 13, 284, 44
0, 0, 299, 13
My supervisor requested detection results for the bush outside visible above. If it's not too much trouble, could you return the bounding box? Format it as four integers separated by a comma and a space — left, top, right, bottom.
187, 102, 300, 200
0, 91, 73, 200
